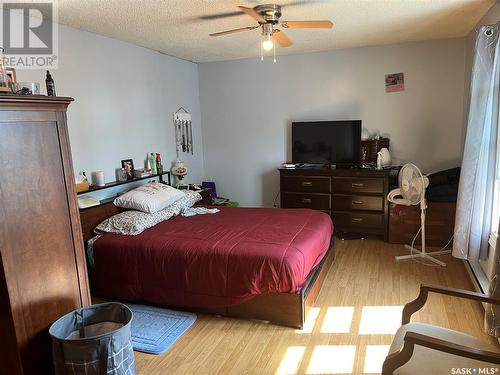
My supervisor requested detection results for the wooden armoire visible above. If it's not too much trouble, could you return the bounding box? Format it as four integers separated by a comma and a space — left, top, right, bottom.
0, 96, 91, 374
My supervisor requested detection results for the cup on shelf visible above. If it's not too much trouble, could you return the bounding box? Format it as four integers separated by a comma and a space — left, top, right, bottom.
92, 171, 105, 186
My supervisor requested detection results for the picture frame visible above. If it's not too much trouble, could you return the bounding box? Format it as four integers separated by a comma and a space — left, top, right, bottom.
385, 72, 404, 93
6, 68, 16, 83
121, 159, 135, 180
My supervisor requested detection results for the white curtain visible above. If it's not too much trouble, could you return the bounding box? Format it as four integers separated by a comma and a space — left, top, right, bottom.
453, 22, 500, 261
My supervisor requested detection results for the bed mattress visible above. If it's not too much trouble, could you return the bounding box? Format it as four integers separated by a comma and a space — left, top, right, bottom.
91, 207, 333, 309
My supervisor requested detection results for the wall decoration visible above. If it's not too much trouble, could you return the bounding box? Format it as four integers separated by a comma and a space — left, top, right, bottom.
174, 107, 193, 157
121, 159, 135, 180
385, 72, 404, 93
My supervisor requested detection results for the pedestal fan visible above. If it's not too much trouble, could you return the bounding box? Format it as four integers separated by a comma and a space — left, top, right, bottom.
387, 163, 451, 266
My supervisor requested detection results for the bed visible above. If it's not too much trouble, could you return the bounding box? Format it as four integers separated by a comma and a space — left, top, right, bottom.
81, 203, 334, 328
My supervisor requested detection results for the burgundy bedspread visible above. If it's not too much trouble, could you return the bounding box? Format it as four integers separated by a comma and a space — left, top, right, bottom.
92, 207, 333, 309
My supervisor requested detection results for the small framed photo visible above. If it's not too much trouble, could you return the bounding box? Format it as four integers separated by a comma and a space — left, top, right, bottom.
121, 159, 135, 180
6, 68, 16, 83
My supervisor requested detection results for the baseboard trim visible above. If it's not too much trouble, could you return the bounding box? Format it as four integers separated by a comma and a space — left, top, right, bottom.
464, 260, 487, 294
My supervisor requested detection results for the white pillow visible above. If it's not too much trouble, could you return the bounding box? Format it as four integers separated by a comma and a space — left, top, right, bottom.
114, 182, 185, 213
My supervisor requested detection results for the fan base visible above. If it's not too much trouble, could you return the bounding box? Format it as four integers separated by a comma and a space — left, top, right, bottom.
395, 246, 451, 266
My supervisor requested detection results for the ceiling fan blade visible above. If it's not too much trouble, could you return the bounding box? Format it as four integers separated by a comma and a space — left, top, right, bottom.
238, 6, 266, 23
273, 30, 293, 48
281, 20, 333, 29
281, 0, 330, 8
200, 11, 244, 20
210, 26, 259, 37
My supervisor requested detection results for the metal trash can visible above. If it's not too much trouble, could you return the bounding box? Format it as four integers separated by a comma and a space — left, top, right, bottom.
49, 302, 136, 375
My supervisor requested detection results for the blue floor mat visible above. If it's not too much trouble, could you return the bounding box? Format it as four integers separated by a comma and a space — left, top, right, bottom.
126, 304, 196, 355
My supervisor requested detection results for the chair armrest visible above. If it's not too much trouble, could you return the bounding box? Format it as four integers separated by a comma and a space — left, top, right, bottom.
402, 284, 500, 324
382, 331, 500, 374
407, 331, 500, 363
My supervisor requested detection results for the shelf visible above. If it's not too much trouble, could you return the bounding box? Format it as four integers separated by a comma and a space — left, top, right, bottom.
76, 172, 171, 195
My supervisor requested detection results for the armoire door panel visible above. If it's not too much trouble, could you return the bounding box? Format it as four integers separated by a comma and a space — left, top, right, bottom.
0, 121, 82, 373
55, 111, 91, 307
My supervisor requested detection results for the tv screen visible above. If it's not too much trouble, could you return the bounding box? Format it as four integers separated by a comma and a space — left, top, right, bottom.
292, 121, 361, 165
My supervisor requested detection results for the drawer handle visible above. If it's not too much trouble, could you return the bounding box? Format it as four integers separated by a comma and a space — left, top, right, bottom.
301, 198, 312, 203
351, 217, 363, 223
351, 183, 364, 188
301, 181, 313, 187
352, 200, 364, 205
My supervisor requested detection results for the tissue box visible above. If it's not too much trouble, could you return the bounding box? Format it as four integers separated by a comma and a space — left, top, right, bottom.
134, 169, 151, 178
76, 180, 90, 193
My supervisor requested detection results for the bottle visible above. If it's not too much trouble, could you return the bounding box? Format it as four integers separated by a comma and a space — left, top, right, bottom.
46, 70, 56, 96
145, 153, 151, 172
149, 153, 157, 175
376, 152, 383, 170
156, 153, 163, 175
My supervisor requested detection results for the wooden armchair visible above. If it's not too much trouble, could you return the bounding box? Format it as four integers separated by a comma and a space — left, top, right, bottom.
382, 284, 500, 374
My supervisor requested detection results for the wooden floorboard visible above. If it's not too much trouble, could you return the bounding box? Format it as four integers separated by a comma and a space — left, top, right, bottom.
130, 239, 497, 374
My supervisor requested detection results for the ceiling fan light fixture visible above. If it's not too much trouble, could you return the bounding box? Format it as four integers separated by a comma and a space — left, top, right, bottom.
208, 4, 332, 63
262, 35, 274, 51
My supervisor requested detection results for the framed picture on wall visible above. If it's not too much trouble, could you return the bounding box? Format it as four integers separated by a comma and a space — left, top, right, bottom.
385, 72, 404, 93
121, 159, 135, 180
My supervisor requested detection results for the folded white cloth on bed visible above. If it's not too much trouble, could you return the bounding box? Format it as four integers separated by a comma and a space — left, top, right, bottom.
181, 207, 220, 217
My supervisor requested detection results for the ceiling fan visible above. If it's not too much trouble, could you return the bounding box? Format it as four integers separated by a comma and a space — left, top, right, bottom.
208, 4, 333, 58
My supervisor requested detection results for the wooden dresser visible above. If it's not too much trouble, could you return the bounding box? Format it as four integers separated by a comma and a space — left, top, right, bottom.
0, 96, 91, 374
279, 168, 390, 240
389, 202, 456, 247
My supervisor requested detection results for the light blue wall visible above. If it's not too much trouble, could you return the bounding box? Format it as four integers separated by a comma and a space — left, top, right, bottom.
199, 38, 466, 207
16, 23, 204, 201
14, 22, 468, 210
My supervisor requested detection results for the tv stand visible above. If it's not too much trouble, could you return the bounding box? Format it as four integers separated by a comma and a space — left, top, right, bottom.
279, 167, 389, 240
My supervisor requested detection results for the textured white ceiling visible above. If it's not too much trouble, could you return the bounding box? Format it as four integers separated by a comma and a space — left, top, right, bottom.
57, 0, 495, 63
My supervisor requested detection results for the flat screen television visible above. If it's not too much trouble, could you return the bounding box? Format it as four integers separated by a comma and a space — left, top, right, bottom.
292, 120, 361, 166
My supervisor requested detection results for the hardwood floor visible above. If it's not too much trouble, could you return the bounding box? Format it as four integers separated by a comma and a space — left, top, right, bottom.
133, 239, 496, 374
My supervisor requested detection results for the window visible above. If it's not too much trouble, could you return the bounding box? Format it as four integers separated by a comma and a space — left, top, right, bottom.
493, 179, 500, 237
492, 108, 500, 238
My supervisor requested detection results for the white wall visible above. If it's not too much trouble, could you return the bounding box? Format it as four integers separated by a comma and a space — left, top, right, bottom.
199, 38, 466, 207
16, 23, 204, 200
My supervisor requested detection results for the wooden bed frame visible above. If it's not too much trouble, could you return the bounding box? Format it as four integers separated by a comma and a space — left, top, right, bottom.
80, 201, 335, 329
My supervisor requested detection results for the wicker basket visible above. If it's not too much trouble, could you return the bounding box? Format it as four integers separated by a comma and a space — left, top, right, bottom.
76, 180, 90, 193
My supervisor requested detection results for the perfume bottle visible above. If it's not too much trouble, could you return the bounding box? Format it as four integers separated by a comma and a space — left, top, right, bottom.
46, 70, 56, 96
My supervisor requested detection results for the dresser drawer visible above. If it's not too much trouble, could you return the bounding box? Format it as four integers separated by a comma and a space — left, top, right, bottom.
281, 176, 331, 193
282, 193, 331, 210
333, 212, 384, 230
333, 177, 384, 194
333, 195, 384, 212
